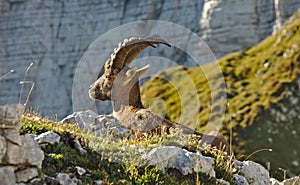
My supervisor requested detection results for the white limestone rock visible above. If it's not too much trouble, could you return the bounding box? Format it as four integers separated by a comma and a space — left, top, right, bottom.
5, 135, 44, 166
233, 174, 249, 185
3, 128, 22, 145
0, 1, 299, 119
21, 134, 44, 168
189, 152, 215, 177
5, 142, 24, 164
143, 146, 215, 176
61, 110, 99, 127
97, 114, 131, 138
35, 130, 61, 144
73, 137, 87, 154
0, 166, 16, 185
216, 178, 230, 185
75, 166, 86, 176
15, 168, 38, 183
62, 111, 130, 139
0, 104, 24, 128
56, 173, 78, 185
234, 160, 269, 185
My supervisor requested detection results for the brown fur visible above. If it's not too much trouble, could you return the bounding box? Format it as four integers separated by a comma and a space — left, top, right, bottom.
89, 37, 231, 154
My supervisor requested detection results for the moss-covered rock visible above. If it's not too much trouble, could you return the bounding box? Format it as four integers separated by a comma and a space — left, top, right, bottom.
20, 114, 229, 184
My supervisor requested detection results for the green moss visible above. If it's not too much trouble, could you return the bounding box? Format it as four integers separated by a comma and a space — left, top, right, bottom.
20, 114, 81, 136
20, 114, 230, 184
141, 14, 300, 138
141, 10, 300, 180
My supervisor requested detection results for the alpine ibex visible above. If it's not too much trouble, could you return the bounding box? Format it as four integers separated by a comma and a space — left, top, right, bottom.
89, 37, 230, 153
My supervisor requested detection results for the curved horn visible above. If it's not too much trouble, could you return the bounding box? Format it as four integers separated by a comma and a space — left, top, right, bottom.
90, 37, 171, 101
108, 37, 171, 72
123, 37, 171, 66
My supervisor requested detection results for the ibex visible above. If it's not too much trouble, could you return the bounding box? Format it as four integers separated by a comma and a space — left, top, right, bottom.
89, 37, 230, 153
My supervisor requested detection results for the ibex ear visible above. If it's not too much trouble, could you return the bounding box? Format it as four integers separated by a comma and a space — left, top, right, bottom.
136, 64, 150, 78
125, 65, 150, 79
125, 65, 150, 84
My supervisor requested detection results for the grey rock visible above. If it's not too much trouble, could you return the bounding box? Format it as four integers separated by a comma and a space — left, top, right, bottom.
73, 137, 87, 154
0, 166, 16, 185
234, 160, 269, 185
143, 146, 215, 176
43, 175, 60, 185
199, 0, 300, 57
75, 166, 86, 176
5, 141, 24, 164
97, 114, 131, 138
61, 110, 99, 127
0, 104, 24, 128
56, 173, 78, 185
1, 1, 299, 119
62, 111, 130, 139
233, 174, 249, 185
0, 136, 6, 162
4, 134, 44, 166
3, 128, 22, 145
15, 168, 38, 183
190, 152, 215, 177
35, 131, 61, 144
216, 178, 230, 185
22, 134, 44, 168
282, 176, 300, 185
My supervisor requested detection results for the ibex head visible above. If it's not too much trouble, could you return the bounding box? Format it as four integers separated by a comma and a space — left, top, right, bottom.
88, 37, 171, 106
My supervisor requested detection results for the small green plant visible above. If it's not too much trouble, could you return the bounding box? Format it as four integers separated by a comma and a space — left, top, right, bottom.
19, 120, 52, 135
20, 113, 230, 184
202, 145, 236, 183
20, 113, 81, 136
49, 153, 64, 160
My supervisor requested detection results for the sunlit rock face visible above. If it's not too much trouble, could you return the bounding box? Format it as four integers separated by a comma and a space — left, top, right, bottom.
0, 0, 299, 118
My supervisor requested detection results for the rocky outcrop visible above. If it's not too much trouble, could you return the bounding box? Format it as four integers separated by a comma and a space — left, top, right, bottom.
56, 173, 79, 185
0, 104, 44, 184
142, 145, 272, 185
61, 110, 300, 185
34, 130, 61, 145
1, 106, 296, 184
200, 0, 300, 56
143, 146, 216, 176
61, 110, 131, 139
234, 160, 270, 185
0, 1, 299, 119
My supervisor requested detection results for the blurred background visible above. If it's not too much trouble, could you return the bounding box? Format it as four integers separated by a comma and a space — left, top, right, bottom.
0, 0, 299, 180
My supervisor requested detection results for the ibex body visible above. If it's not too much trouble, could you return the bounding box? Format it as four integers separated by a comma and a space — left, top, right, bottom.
89, 37, 230, 152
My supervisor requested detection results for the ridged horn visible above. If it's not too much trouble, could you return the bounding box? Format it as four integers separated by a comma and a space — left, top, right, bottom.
108, 37, 170, 72
89, 37, 171, 101
123, 37, 171, 66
